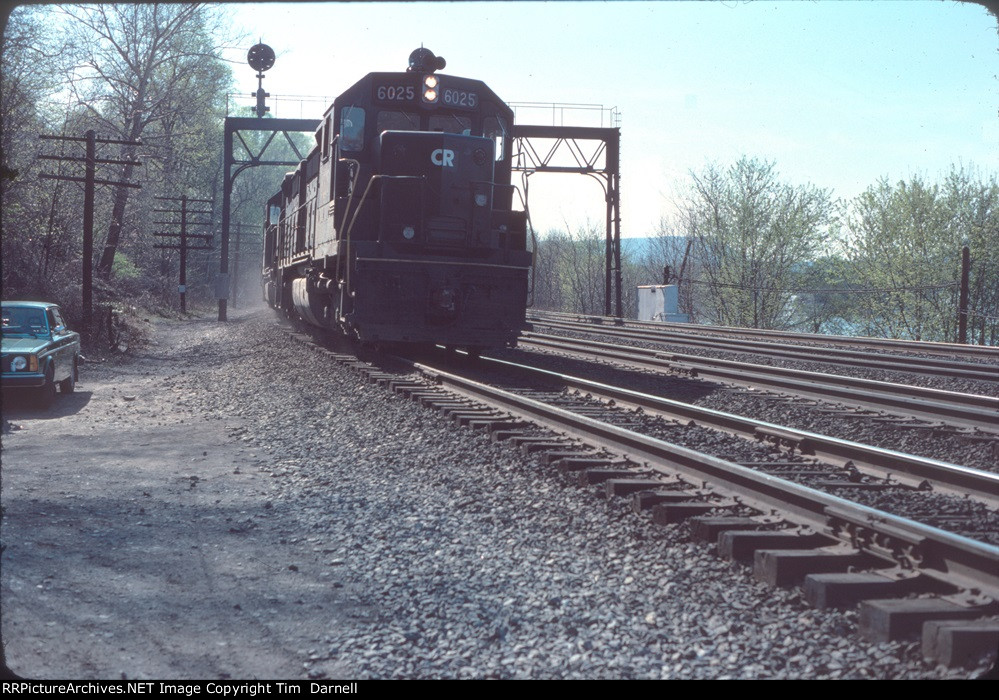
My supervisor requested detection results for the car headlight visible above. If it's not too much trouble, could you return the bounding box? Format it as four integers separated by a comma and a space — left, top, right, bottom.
11, 356, 26, 371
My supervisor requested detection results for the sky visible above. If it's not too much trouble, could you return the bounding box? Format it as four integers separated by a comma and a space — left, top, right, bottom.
223, 1, 999, 238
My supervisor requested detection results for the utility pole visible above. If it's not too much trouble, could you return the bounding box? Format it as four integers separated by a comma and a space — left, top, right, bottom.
39, 130, 141, 342
153, 195, 214, 313
958, 245, 970, 344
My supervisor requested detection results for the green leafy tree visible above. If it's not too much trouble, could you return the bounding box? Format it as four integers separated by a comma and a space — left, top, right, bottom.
787, 255, 861, 335
942, 165, 999, 345
841, 166, 997, 343
678, 157, 832, 328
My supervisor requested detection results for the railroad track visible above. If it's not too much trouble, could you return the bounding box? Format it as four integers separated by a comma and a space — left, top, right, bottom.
517, 332, 999, 435
458, 352, 999, 503
529, 310, 999, 362
527, 314, 999, 383
285, 328, 999, 669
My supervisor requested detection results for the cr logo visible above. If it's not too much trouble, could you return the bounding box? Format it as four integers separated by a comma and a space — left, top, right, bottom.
431, 148, 455, 167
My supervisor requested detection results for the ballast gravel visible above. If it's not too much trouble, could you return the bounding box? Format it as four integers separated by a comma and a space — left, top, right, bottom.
176, 309, 996, 679
4, 306, 994, 679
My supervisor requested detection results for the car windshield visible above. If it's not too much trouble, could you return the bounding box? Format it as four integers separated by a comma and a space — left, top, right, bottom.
2, 307, 50, 337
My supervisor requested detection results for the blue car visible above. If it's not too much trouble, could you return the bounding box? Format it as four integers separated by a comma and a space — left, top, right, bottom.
1, 301, 81, 406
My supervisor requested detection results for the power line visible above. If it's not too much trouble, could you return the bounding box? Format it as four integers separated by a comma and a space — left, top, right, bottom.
675, 277, 959, 295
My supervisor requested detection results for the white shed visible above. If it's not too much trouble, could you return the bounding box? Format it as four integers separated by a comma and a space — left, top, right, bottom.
636, 285, 690, 323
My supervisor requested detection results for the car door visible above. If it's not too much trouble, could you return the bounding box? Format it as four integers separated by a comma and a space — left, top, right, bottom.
46, 307, 76, 382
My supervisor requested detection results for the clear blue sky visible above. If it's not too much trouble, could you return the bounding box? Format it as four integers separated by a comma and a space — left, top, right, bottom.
226, 1, 998, 237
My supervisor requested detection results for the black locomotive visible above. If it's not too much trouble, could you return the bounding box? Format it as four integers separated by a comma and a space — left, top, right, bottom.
262, 48, 532, 352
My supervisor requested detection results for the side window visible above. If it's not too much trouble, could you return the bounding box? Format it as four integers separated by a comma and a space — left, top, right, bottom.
269, 204, 282, 225
46, 309, 58, 330
51, 308, 66, 329
340, 107, 365, 152
321, 116, 332, 159
484, 116, 508, 162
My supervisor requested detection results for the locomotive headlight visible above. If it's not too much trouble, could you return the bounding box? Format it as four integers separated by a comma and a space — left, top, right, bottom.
423, 88, 438, 102
402, 226, 416, 240
424, 75, 439, 89
11, 355, 26, 371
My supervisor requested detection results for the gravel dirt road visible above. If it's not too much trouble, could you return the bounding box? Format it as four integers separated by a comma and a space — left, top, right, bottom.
2, 308, 357, 679
2, 304, 993, 680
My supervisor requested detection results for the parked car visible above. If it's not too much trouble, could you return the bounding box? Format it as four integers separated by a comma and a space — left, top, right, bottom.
1, 301, 81, 406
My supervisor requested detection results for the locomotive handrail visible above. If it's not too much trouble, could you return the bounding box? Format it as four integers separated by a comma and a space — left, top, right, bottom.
517, 173, 537, 307
334, 153, 361, 302
342, 173, 419, 299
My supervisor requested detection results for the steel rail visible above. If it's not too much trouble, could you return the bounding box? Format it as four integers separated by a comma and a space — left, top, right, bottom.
529, 309, 999, 361
466, 352, 999, 501
524, 319, 999, 383
518, 333, 999, 433
410, 358, 999, 597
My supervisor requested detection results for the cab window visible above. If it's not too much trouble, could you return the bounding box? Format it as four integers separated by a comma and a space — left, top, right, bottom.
377, 110, 420, 133
429, 114, 472, 135
340, 107, 366, 152
269, 204, 282, 225
484, 116, 508, 161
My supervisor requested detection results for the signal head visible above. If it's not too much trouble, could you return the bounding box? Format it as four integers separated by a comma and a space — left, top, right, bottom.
408, 48, 446, 73
247, 43, 276, 73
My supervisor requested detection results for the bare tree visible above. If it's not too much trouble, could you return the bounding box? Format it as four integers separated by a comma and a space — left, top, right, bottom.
560, 223, 605, 314
531, 223, 636, 316
60, 3, 234, 282
531, 229, 568, 311
645, 216, 696, 318
0, 6, 76, 297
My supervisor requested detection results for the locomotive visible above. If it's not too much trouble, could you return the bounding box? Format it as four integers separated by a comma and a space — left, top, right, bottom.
261, 48, 532, 352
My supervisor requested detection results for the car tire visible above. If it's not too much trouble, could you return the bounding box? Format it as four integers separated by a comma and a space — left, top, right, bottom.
34, 365, 56, 408
59, 359, 77, 394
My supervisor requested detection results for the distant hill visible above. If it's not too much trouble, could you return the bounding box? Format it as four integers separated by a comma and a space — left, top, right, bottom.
621, 236, 689, 260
